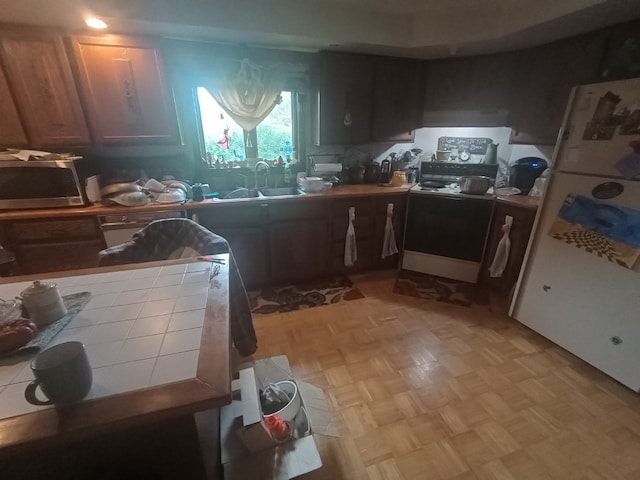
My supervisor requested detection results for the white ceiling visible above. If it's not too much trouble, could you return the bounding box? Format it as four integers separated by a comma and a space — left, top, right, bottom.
1, 0, 640, 58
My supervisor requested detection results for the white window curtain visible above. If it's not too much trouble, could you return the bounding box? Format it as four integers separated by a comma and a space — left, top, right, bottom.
201, 58, 287, 132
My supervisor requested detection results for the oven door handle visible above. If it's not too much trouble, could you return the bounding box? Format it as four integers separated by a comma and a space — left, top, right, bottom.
100, 221, 146, 229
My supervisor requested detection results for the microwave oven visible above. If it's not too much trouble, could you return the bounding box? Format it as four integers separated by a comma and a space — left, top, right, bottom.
0, 157, 91, 210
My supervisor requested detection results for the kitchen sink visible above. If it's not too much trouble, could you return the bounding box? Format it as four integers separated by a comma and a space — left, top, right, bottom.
260, 187, 305, 197
217, 188, 262, 200
212, 186, 306, 201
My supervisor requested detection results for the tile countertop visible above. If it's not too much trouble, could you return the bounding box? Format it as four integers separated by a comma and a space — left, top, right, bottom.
0, 184, 413, 221
0, 256, 232, 453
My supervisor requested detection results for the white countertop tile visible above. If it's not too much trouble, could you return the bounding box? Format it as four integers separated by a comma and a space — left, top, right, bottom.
0, 357, 30, 387
159, 327, 202, 356
179, 283, 208, 297
130, 267, 162, 279
119, 335, 164, 363
183, 271, 210, 284
121, 277, 156, 291
84, 293, 119, 310
186, 262, 211, 273
84, 320, 135, 344
173, 294, 207, 313
0, 381, 46, 417
161, 264, 189, 275
89, 358, 156, 398
113, 289, 151, 306
153, 274, 184, 288
150, 350, 199, 387
167, 309, 206, 332
84, 341, 125, 368
138, 298, 176, 318
0, 262, 213, 421
147, 285, 182, 302
128, 315, 171, 338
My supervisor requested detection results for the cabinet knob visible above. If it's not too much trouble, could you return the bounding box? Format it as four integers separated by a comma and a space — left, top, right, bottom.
542, 284, 551, 292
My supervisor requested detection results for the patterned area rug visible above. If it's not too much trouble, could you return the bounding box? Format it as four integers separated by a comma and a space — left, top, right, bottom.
249, 277, 365, 315
393, 270, 491, 309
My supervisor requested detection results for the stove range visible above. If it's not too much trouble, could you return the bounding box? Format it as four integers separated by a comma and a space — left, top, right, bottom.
410, 182, 495, 200
411, 162, 498, 200
403, 161, 498, 283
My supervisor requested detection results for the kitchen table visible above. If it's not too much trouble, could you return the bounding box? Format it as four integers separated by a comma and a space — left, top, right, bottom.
0, 255, 232, 478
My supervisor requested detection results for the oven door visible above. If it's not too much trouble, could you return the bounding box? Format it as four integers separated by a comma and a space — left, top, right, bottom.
402, 193, 494, 282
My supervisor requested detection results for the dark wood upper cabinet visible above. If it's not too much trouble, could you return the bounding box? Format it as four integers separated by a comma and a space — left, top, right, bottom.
371, 58, 422, 142
423, 53, 515, 114
0, 28, 90, 147
599, 19, 640, 81
0, 65, 27, 148
71, 35, 179, 145
509, 31, 608, 145
423, 58, 472, 112
466, 53, 516, 111
313, 53, 374, 145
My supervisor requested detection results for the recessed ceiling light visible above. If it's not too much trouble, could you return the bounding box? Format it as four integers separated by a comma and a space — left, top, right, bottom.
85, 17, 107, 29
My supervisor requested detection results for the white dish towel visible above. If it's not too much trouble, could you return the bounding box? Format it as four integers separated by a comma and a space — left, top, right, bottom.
344, 206, 357, 267
382, 203, 399, 259
489, 215, 513, 277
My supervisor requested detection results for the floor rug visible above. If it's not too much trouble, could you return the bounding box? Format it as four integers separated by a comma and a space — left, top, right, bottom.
393, 269, 491, 309
249, 276, 365, 315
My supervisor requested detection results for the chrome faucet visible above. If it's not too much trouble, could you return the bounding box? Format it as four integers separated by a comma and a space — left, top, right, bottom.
254, 160, 270, 189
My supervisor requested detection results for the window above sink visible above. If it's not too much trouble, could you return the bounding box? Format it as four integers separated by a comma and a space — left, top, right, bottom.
196, 87, 296, 166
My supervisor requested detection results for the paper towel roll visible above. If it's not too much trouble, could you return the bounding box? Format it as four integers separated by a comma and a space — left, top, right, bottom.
313, 163, 343, 174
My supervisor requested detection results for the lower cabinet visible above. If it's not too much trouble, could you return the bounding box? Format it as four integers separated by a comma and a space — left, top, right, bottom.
269, 221, 328, 283
330, 194, 406, 274
268, 201, 329, 284
479, 201, 537, 292
189, 204, 269, 288
191, 193, 407, 288
1, 216, 105, 274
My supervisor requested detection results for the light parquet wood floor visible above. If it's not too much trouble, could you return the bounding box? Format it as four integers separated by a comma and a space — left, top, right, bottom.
252, 271, 640, 480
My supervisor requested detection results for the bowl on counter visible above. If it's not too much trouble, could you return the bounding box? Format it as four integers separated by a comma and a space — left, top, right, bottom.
297, 176, 324, 193
459, 176, 492, 195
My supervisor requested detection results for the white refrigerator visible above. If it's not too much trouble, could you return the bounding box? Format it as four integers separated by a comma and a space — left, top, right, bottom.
512, 77, 640, 391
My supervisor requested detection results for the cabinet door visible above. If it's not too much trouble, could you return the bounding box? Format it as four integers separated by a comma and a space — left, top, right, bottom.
3, 216, 104, 275
0, 66, 27, 148
330, 198, 375, 274
372, 195, 406, 269
480, 202, 536, 292
213, 226, 268, 288
17, 240, 103, 274
72, 35, 179, 144
315, 53, 373, 145
269, 221, 328, 282
423, 58, 472, 112
190, 205, 268, 288
0, 28, 90, 147
509, 31, 607, 145
371, 58, 422, 142
466, 53, 516, 111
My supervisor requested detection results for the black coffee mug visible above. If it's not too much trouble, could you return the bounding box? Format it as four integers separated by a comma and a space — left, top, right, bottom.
192, 185, 204, 202
24, 341, 92, 406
